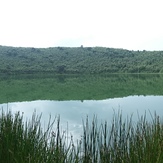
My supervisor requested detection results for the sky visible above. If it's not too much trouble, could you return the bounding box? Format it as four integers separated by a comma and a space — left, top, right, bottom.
0, 0, 163, 51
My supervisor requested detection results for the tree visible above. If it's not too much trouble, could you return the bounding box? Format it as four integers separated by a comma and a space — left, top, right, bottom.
56, 65, 66, 74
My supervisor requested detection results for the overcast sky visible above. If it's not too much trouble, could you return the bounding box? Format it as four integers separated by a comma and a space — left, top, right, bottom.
0, 0, 163, 50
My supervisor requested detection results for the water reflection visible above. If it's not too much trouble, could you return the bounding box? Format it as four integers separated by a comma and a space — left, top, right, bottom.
1, 74, 163, 103
1, 95, 163, 141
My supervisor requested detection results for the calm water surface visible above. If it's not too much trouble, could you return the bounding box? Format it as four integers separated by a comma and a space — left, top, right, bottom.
1, 74, 163, 141
1, 95, 163, 141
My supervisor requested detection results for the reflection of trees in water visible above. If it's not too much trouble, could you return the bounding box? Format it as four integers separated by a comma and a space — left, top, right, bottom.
0, 74, 163, 103
57, 75, 66, 83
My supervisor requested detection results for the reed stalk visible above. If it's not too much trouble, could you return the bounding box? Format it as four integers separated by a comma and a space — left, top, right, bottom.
1, 109, 163, 162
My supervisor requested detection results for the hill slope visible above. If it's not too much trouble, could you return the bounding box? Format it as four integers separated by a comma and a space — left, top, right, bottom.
0, 46, 163, 74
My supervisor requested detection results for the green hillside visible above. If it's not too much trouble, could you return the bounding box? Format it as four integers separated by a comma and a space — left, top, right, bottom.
0, 45, 163, 74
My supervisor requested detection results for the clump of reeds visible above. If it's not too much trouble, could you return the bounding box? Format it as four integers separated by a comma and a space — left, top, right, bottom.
1, 109, 163, 163
0, 110, 75, 163
81, 112, 163, 162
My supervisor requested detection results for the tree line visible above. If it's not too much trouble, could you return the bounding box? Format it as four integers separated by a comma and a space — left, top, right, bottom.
0, 45, 163, 74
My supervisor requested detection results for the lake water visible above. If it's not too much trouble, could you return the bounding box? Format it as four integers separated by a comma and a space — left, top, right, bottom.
1, 96, 163, 142
0, 74, 163, 141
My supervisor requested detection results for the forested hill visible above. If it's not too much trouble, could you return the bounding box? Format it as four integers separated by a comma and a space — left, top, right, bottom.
0, 45, 163, 74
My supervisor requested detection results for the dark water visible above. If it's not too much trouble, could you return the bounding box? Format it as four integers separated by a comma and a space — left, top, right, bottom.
0, 74, 163, 141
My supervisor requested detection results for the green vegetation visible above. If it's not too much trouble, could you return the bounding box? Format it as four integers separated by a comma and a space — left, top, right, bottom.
0, 74, 163, 103
1, 110, 163, 162
0, 45, 163, 74
1, 46, 163, 162
0, 110, 70, 163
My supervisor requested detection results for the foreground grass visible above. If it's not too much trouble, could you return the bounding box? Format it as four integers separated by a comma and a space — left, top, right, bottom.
1, 110, 163, 162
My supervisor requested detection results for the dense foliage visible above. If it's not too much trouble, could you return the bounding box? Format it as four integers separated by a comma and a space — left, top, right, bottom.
0, 45, 163, 74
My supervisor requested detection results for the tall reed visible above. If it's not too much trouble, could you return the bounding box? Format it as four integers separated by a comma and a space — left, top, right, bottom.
1, 109, 163, 162
81, 112, 163, 162
0, 110, 74, 163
